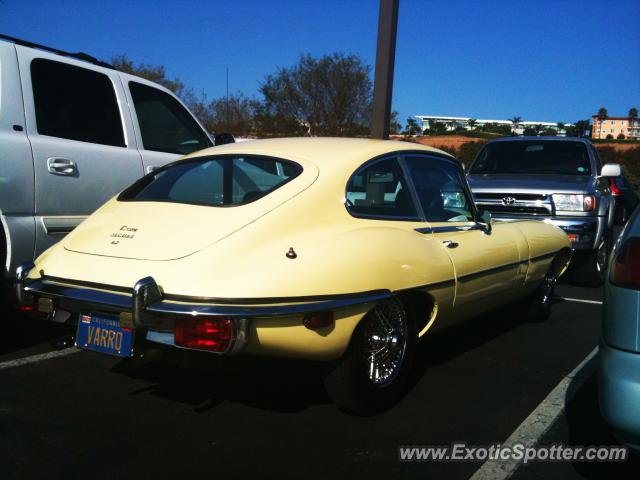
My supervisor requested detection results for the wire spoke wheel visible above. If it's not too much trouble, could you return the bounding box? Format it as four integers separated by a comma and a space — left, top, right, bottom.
362, 298, 407, 387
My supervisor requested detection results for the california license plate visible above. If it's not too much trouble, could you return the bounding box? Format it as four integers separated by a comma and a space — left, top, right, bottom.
75, 313, 134, 357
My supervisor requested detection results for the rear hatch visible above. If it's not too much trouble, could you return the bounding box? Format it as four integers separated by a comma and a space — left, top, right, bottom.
64, 156, 318, 260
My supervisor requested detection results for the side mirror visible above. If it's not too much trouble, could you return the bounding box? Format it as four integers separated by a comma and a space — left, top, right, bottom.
601, 163, 621, 178
478, 209, 492, 234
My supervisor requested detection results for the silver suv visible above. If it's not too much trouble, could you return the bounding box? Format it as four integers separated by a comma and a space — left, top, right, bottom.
468, 137, 621, 286
0, 35, 212, 280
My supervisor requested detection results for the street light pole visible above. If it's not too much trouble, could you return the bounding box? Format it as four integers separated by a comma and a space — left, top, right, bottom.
371, 0, 399, 140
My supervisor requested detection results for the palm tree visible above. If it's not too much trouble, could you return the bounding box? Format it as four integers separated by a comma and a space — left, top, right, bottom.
509, 116, 522, 134
597, 107, 608, 138
467, 118, 477, 131
575, 120, 590, 138
598, 107, 608, 119
556, 122, 565, 135
629, 107, 638, 119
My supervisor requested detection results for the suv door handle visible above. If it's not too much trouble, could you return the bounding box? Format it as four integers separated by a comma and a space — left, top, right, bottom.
47, 157, 77, 176
442, 240, 459, 249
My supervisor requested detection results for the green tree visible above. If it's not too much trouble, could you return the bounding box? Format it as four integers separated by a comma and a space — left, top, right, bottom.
630, 107, 638, 119
111, 54, 212, 129
389, 111, 402, 135
403, 117, 421, 136
202, 93, 259, 137
523, 127, 538, 136
556, 122, 565, 134
467, 118, 477, 130
428, 122, 447, 135
259, 53, 372, 137
111, 54, 185, 96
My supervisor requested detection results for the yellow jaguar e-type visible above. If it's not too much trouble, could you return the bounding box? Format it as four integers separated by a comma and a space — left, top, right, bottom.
16, 138, 571, 413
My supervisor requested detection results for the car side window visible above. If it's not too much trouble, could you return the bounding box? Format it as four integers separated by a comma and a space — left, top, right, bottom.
404, 156, 474, 222
345, 157, 419, 220
129, 81, 212, 155
30, 59, 125, 147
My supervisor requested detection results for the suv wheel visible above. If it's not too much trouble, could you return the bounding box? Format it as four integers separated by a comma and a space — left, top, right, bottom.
323, 297, 417, 415
573, 236, 609, 287
617, 206, 627, 225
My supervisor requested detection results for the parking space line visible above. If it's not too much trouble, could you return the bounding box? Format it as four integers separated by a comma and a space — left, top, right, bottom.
0, 348, 80, 371
469, 346, 598, 480
559, 297, 603, 306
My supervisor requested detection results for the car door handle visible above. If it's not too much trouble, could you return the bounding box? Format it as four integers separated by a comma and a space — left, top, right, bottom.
47, 157, 77, 176
442, 240, 459, 249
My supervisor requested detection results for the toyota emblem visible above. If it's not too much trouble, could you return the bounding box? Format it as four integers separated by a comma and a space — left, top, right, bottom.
502, 196, 516, 206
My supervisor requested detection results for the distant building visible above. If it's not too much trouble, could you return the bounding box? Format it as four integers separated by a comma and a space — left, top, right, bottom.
415, 115, 571, 136
591, 115, 640, 140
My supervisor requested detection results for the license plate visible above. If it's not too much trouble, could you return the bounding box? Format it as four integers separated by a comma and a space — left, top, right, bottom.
75, 313, 134, 357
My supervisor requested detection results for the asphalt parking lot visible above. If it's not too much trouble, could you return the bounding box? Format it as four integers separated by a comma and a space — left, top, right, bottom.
1, 274, 637, 480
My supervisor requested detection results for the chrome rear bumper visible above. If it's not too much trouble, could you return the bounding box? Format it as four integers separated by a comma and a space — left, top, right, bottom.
15, 263, 389, 354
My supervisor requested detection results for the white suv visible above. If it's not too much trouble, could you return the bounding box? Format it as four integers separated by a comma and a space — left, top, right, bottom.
0, 35, 213, 279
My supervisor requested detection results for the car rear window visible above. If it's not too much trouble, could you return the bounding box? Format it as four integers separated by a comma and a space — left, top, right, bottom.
471, 141, 592, 176
118, 156, 302, 207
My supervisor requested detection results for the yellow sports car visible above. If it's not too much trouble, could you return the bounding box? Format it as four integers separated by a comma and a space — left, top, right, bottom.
15, 138, 571, 414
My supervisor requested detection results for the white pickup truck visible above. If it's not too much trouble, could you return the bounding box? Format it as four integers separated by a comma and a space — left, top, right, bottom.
0, 34, 214, 280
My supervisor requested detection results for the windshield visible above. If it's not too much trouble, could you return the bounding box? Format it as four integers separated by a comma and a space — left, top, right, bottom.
119, 155, 302, 207
470, 141, 592, 176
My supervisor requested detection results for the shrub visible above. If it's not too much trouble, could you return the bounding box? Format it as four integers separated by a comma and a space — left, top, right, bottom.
596, 146, 640, 190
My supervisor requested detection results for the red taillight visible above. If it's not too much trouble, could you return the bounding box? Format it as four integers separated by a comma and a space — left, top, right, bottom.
610, 179, 622, 196
18, 305, 36, 313
610, 237, 640, 289
583, 194, 596, 211
174, 317, 233, 352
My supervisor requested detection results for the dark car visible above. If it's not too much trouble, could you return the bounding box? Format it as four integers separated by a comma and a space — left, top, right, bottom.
611, 175, 639, 225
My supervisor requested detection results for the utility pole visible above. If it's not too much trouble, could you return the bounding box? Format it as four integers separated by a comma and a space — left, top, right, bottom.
226, 67, 230, 126
371, 0, 399, 140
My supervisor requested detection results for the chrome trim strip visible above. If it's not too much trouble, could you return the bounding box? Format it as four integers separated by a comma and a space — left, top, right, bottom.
24, 279, 132, 312
457, 250, 560, 282
147, 292, 390, 318
39, 275, 389, 306
457, 261, 524, 282
19, 277, 391, 320
132, 277, 162, 328
415, 224, 486, 234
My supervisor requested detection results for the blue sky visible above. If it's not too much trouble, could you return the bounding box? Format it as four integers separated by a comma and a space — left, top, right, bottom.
2, 0, 638, 127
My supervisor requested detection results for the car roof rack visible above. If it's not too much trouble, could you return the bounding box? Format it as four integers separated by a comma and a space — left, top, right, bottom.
0, 33, 114, 70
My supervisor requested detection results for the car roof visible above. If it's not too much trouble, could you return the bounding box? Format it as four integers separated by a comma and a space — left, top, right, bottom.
486, 136, 593, 145
185, 137, 455, 174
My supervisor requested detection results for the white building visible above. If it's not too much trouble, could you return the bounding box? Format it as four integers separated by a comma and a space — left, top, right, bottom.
415, 115, 572, 136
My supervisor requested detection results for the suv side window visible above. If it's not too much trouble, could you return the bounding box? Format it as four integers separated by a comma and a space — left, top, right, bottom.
129, 81, 212, 155
345, 157, 419, 220
30, 59, 125, 147
591, 145, 603, 175
404, 156, 475, 222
